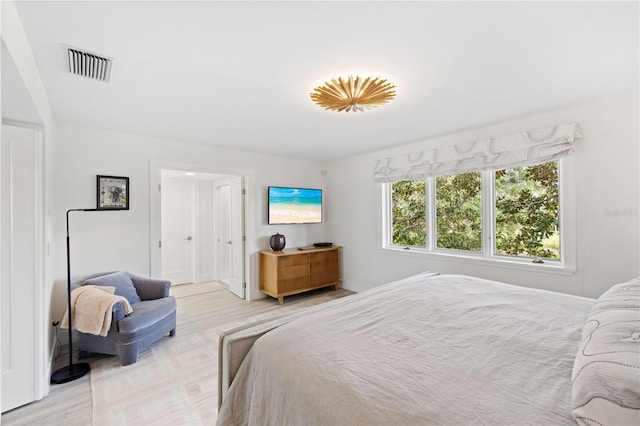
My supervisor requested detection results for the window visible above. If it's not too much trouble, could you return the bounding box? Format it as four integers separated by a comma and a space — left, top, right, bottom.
495, 162, 559, 259
435, 172, 482, 252
391, 180, 426, 247
384, 160, 566, 266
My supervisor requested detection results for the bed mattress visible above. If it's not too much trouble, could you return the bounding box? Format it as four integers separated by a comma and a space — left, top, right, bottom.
217, 272, 595, 425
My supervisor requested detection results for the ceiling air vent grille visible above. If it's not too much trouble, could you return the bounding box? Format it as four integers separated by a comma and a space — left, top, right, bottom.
66, 47, 112, 82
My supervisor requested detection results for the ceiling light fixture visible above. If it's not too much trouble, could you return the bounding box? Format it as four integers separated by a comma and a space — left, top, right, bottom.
310, 75, 396, 112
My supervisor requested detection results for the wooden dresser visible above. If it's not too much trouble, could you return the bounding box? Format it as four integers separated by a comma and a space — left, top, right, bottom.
259, 246, 342, 304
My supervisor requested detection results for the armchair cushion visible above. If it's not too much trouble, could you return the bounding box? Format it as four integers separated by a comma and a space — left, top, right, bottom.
84, 271, 141, 305
118, 297, 177, 333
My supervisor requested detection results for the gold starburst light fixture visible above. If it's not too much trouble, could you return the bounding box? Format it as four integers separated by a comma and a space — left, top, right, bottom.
310, 75, 396, 112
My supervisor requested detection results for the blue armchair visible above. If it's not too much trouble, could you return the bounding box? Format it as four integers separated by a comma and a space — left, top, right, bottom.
71, 271, 177, 366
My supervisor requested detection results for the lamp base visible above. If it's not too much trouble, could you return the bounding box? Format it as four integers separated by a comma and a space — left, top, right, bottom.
51, 362, 90, 384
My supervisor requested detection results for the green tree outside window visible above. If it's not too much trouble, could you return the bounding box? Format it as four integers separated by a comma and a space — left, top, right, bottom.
495, 162, 559, 259
389, 161, 560, 260
391, 180, 426, 247
435, 172, 482, 251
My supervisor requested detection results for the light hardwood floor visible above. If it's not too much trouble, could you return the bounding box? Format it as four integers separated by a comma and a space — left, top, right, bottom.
1, 283, 354, 425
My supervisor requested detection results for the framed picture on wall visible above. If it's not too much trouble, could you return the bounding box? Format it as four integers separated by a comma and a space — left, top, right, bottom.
97, 175, 129, 210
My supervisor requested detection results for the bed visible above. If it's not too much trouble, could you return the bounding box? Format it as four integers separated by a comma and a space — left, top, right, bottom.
217, 272, 640, 426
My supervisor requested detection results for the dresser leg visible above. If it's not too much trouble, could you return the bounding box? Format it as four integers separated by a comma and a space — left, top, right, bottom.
278, 296, 284, 304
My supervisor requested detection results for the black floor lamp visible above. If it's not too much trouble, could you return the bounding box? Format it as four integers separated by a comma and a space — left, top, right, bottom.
50, 209, 98, 384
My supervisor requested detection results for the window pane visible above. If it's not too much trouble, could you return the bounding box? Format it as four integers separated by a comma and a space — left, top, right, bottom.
495, 161, 560, 259
435, 172, 482, 251
391, 180, 426, 247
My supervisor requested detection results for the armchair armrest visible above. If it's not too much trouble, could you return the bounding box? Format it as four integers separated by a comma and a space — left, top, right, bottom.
112, 302, 126, 327
129, 273, 171, 300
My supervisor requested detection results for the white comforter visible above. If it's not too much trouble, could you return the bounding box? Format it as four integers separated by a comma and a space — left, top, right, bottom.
217, 272, 594, 425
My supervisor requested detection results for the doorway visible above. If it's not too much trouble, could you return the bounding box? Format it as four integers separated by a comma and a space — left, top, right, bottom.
156, 167, 246, 299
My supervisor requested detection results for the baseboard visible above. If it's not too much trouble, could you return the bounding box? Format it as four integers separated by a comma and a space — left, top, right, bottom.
44, 330, 59, 397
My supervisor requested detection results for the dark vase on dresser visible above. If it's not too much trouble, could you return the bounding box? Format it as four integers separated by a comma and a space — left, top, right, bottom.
270, 233, 286, 251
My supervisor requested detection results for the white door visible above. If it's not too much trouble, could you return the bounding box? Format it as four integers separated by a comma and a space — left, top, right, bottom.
229, 176, 244, 298
215, 176, 245, 299
1, 125, 41, 412
161, 178, 195, 285
216, 183, 232, 286
215, 177, 244, 299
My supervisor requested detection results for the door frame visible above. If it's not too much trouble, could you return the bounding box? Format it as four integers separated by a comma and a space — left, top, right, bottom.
149, 160, 251, 298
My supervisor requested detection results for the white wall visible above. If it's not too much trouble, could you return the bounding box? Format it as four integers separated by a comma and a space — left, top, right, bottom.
324, 93, 639, 299
52, 124, 327, 319
2, 0, 58, 402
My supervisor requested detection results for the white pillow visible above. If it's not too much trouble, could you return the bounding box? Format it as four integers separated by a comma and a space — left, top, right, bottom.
571, 277, 640, 426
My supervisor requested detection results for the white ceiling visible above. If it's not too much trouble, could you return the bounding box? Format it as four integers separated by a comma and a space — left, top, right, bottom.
7, 1, 639, 161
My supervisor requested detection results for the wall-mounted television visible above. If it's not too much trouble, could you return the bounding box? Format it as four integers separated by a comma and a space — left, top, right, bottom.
268, 186, 322, 225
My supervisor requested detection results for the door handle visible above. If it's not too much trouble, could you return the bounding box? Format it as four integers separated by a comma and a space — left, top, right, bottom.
185, 236, 193, 241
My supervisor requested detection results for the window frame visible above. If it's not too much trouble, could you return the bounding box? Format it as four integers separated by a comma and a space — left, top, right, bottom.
380, 158, 575, 274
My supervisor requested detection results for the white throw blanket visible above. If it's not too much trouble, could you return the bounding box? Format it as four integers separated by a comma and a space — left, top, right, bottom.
60, 285, 133, 337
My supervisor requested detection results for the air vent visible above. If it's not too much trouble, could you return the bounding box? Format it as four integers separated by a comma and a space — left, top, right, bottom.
66, 47, 112, 82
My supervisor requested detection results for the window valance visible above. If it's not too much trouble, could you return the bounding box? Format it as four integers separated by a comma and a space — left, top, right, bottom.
372, 122, 580, 183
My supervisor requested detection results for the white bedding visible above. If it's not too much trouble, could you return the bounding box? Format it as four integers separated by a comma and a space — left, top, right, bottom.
217, 272, 595, 425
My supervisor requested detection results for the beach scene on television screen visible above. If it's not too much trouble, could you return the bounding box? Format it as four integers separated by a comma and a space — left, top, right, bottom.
270, 187, 322, 224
